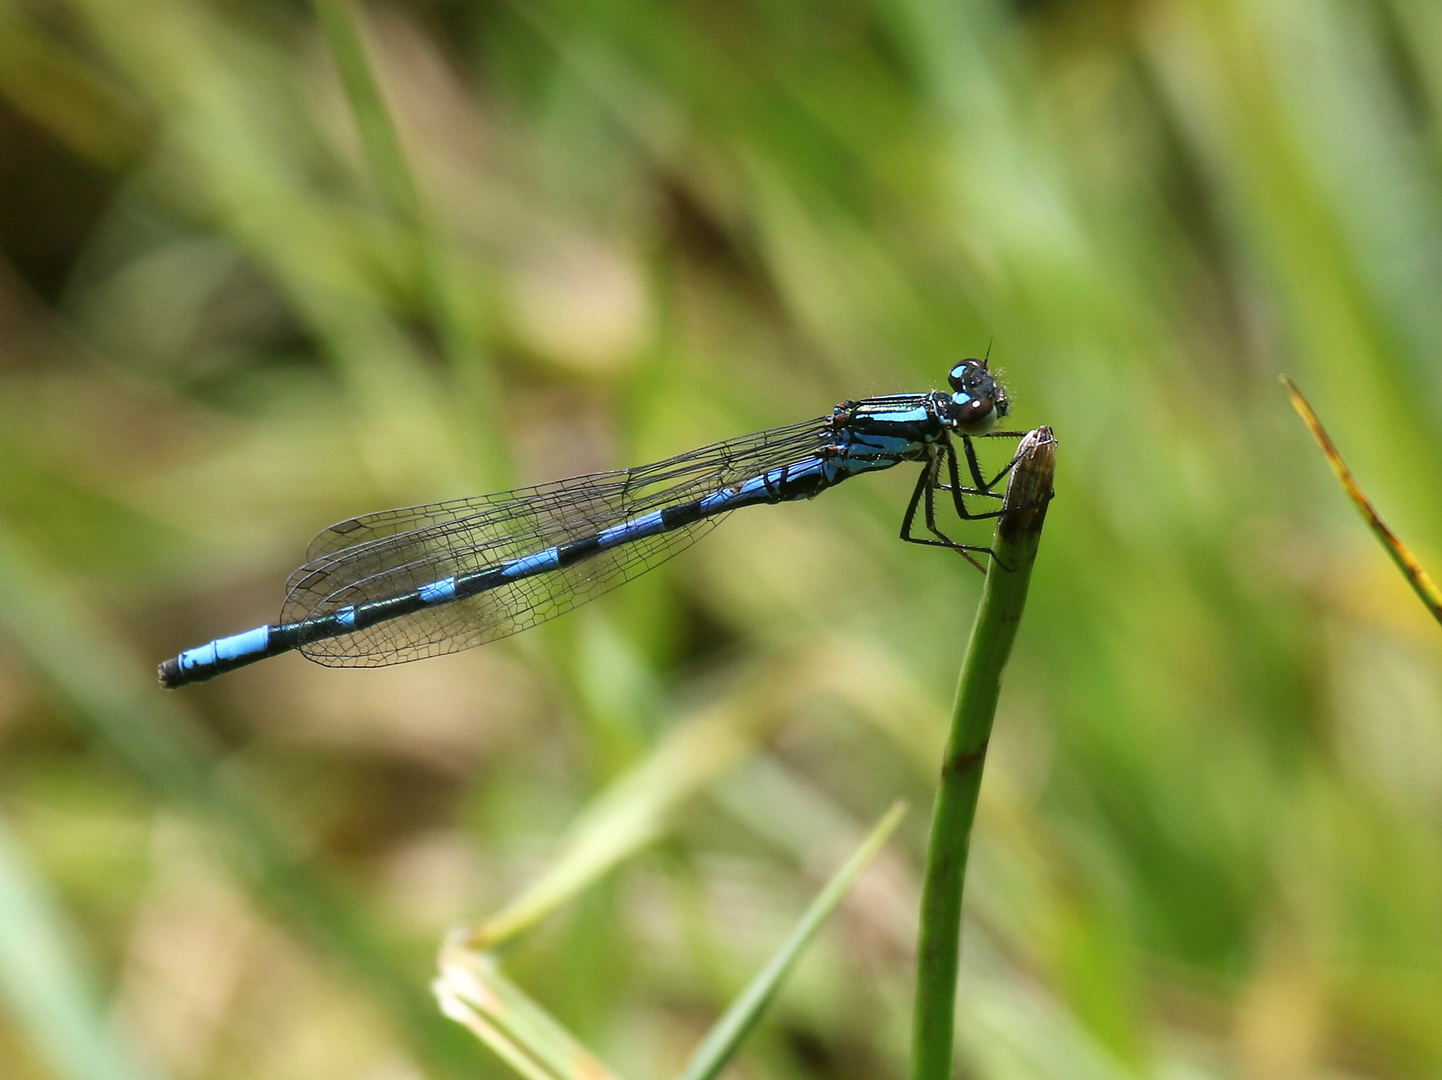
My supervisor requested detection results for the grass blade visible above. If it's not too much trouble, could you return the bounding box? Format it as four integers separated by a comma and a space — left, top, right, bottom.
0, 3, 142, 167
435, 938, 627, 1080
675, 800, 908, 1080
1283, 375, 1442, 627
310, 0, 507, 484
310, 0, 419, 223
910, 427, 1056, 1080
0, 815, 162, 1080
0, 521, 479, 1077
469, 667, 789, 950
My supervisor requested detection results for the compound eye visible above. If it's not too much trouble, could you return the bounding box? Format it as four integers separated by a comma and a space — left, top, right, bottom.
954, 395, 996, 435
948, 360, 982, 393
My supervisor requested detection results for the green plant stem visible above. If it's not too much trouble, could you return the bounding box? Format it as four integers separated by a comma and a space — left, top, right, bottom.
910, 427, 1055, 1080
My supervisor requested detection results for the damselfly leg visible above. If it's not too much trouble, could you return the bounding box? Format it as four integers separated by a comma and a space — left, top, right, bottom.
899, 432, 1040, 572
899, 476, 991, 572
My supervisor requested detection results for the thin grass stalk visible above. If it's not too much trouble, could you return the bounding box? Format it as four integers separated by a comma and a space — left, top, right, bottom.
1283, 376, 1442, 627
310, 0, 508, 485
910, 427, 1055, 1080
676, 801, 907, 1080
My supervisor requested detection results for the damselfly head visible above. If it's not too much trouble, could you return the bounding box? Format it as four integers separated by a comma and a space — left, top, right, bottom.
946, 358, 1009, 434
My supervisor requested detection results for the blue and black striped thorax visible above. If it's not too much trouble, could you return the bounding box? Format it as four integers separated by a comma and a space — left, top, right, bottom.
816, 358, 1011, 487
823, 393, 952, 477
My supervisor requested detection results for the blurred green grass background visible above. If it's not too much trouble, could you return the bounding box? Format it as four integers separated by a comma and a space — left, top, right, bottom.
1, 0, 1441, 1077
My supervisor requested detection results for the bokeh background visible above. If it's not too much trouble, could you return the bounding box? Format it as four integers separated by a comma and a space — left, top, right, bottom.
2, 0, 1441, 1078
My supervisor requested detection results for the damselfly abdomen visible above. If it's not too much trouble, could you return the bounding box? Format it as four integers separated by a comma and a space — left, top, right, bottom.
159, 359, 1021, 688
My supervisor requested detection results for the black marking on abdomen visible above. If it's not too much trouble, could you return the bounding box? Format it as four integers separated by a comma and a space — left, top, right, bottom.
554, 534, 603, 568
660, 497, 709, 530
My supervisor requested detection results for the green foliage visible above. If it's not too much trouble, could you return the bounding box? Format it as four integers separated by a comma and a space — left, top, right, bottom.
0, 0, 1440, 1077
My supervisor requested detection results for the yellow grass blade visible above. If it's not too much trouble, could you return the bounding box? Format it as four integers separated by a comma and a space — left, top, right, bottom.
1283, 376, 1442, 628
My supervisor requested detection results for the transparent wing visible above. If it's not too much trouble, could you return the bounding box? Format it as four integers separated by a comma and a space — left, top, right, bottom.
280, 416, 835, 667
299, 472, 630, 564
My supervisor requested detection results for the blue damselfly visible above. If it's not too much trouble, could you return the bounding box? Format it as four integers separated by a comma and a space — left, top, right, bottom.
159, 360, 1022, 688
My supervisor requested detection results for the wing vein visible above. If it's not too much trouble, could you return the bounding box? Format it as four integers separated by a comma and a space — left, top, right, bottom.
279, 416, 837, 666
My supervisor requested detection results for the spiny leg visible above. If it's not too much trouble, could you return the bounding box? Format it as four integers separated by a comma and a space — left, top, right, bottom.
899, 456, 995, 572
929, 483, 989, 573
963, 433, 1021, 493
927, 464, 1003, 571
934, 440, 1013, 523
944, 438, 1051, 521
899, 460, 931, 545
933, 434, 1019, 503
